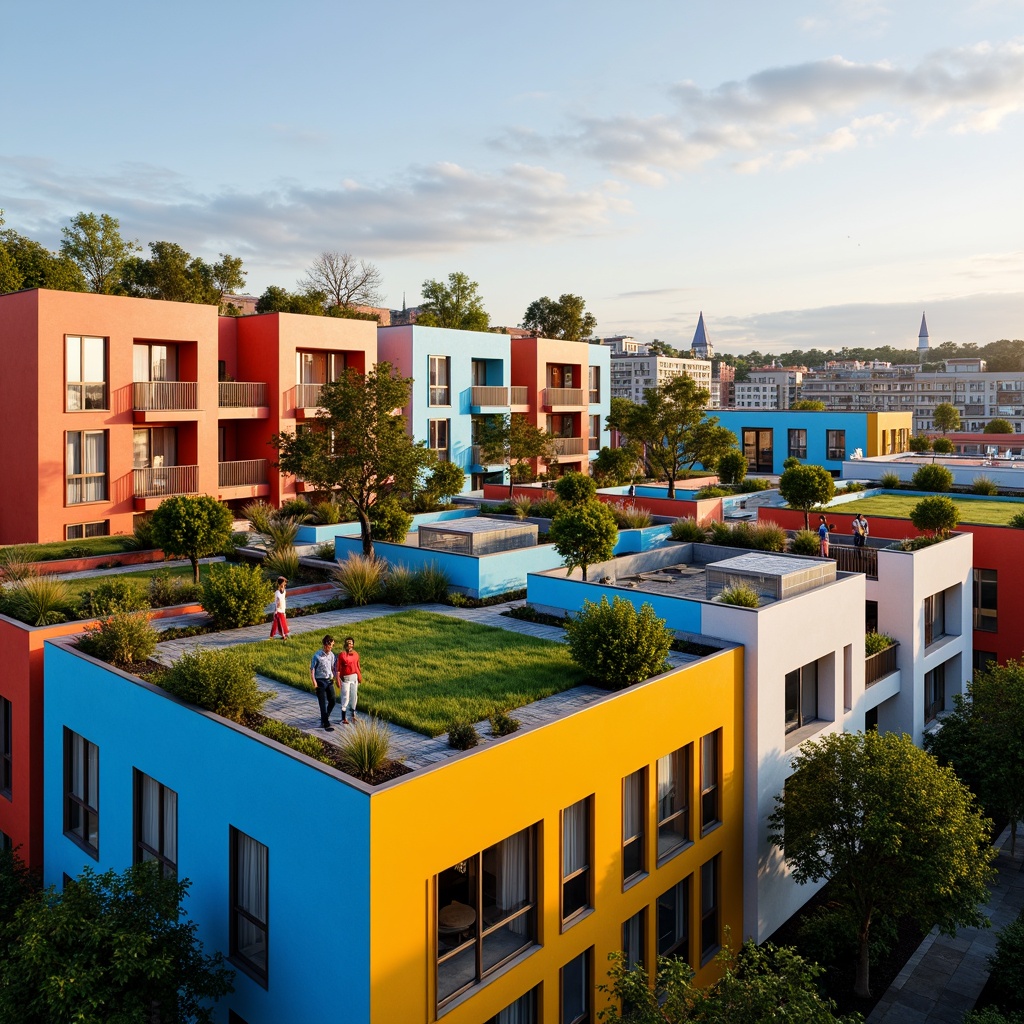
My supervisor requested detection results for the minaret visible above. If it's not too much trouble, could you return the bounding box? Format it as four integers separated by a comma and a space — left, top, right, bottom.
691, 311, 714, 359
917, 313, 929, 361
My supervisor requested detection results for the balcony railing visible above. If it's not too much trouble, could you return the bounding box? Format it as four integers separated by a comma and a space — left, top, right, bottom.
865, 642, 899, 686
295, 383, 325, 409
543, 387, 585, 407
551, 436, 587, 456
470, 386, 509, 407
830, 543, 878, 579
510, 386, 529, 406
133, 464, 199, 498
218, 459, 268, 488
219, 382, 268, 408
133, 381, 198, 411
471, 445, 502, 467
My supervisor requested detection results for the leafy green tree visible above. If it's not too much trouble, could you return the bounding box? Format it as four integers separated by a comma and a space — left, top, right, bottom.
273, 363, 434, 555
907, 435, 932, 452
549, 499, 617, 580
684, 419, 738, 473
150, 494, 235, 583
59, 211, 139, 293
716, 450, 747, 485
778, 464, 835, 528
423, 460, 466, 504
984, 418, 1015, 434
121, 241, 245, 309
647, 339, 682, 357
553, 471, 597, 504
790, 399, 827, 411
933, 401, 961, 434
0, 224, 85, 293
768, 730, 995, 998
476, 414, 556, 497
299, 250, 383, 309
417, 271, 489, 331
925, 659, 1024, 856
521, 293, 597, 340
592, 442, 643, 485
931, 436, 955, 453
0, 861, 232, 1024
255, 284, 329, 316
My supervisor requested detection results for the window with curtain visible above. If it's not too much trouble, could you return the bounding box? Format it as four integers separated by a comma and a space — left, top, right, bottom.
826, 429, 846, 460
925, 592, 947, 646
657, 875, 691, 961
65, 335, 107, 410
657, 744, 692, 861
429, 356, 451, 405
562, 797, 592, 923
700, 855, 720, 962
63, 728, 99, 856
784, 662, 819, 734
588, 366, 600, 403
230, 827, 269, 985
925, 661, 947, 723
622, 909, 646, 972
428, 419, 450, 461
972, 569, 997, 632
700, 731, 721, 834
787, 428, 807, 459
622, 768, 647, 884
561, 949, 590, 1024
487, 988, 537, 1024
133, 343, 178, 382
1, 697, 11, 799
134, 770, 177, 878
66, 430, 108, 504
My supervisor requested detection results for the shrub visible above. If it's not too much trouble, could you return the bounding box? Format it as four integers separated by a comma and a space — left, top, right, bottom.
257, 719, 331, 763
0, 546, 38, 583
964, 1010, 1024, 1024
383, 565, 417, 605
932, 437, 955, 454
368, 497, 413, 543
670, 517, 707, 542
880, 471, 901, 489
782, 456, 802, 471
79, 577, 148, 617
1, 575, 73, 625
864, 631, 896, 655
737, 477, 772, 493
128, 514, 156, 551
972, 475, 999, 495
339, 717, 394, 781
549, 499, 618, 580
789, 529, 821, 555
695, 486, 730, 499
412, 562, 450, 603
62, 546, 91, 558
201, 563, 274, 629
531, 498, 560, 519
333, 554, 386, 605
716, 449, 748, 486
150, 494, 234, 584
910, 464, 953, 492
489, 709, 521, 736
160, 646, 270, 721
910, 495, 959, 538
565, 596, 672, 689
447, 592, 471, 607
447, 720, 479, 750
908, 435, 932, 452
554, 472, 597, 504
841, 481, 865, 493
511, 495, 535, 520
277, 498, 311, 521
717, 582, 760, 607
1009, 511, 1024, 529
314, 542, 337, 561
310, 500, 343, 525
263, 547, 300, 581
608, 500, 652, 529
242, 500, 275, 536
148, 573, 203, 608
987, 918, 1024, 1011
706, 520, 733, 546
77, 612, 158, 669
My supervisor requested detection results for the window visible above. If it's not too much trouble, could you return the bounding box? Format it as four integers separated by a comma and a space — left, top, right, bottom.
973, 569, 997, 632
429, 355, 451, 405
973, 650, 996, 674
427, 418, 450, 461
562, 798, 592, 923
561, 949, 591, 1024
230, 827, 269, 985
66, 430, 108, 504
1, 697, 11, 799
826, 429, 846, 460
622, 768, 647, 884
622, 909, 646, 972
788, 428, 807, 459
63, 729, 99, 857
589, 415, 600, 451
785, 661, 819, 734
0, 830, 11, 852
65, 520, 109, 540
700, 855, 721, 962
925, 663, 946, 723
657, 744, 691, 861
588, 366, 600, 403
436, 825, 538, 1006
134, 770, 177, 878
134, 343, 178, 383
657, 875, 691, 961
924, 592, 946, 646
487, 989, 537, 1024
66, 335, 107, 410
700, 731, 721, 834
133, 427, 177, 470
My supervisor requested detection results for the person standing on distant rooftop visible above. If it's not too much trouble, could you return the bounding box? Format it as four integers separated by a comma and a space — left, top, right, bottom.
335, 636, 363, 725
818, 515, 830, 557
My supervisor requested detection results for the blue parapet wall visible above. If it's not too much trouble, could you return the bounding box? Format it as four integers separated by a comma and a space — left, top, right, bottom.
296, 507, 479, 544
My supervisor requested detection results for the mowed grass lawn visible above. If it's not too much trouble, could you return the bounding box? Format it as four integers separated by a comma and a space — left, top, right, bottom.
835, 494, 1021, 526
246, 610, 587, 737
61, 563, 218, 604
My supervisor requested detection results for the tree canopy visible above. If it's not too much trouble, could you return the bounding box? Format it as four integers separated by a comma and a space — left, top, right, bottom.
549, 499, 618, 581
791, 399, 826, 411
521, 293, 597, 341
476, 414, 556, 496
59, 211, 139, 294
778, 464, 835, 528
150, 494, 235, 583
984, 418, 1015, 434
299, 251, 383, 309
417, 271, 489, 331
768, 730, 995, 998
932, 401, 961, 433
121, 241, 245, 310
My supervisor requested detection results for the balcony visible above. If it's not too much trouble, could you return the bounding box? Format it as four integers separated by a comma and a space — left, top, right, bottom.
293, 383, 326, 419
470, 446, 505, 471
551, 436, 587, 457
470, 386, 510, 412
133, 464, 199, 510
218, 459, 270, 499
132, 382, 198, 422
218, 382, 269, 419
510, 386, 529, 410
865, 642, 899, 686
542, 387, 585, 411
830, 544, 878, 579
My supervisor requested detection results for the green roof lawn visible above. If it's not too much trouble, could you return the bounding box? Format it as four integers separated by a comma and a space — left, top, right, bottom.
62, 563, 216, 603
245, 610, 588, 737
829, 494, 1022, 526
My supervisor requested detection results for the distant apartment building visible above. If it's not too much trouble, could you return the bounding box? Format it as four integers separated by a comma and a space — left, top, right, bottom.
597, 334, 647, 355
610, 354, 713, 402
732, 367, 805, 410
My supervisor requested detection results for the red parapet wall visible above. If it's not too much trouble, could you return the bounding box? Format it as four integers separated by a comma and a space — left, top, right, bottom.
480, 484, 724, 523
28, 548, 167, 575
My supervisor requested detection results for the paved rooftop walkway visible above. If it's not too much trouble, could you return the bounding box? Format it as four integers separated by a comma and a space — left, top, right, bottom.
868, 823, 1024, 1024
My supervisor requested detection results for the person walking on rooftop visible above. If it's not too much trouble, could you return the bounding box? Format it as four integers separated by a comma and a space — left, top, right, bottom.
818, 515, 830, 557
309, 635, 337, 731
336, 636, 363, 725
270, 576, 290, 639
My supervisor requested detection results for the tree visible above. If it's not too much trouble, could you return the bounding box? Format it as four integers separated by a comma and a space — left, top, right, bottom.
984, 418, 1015, 434
121, 241, 245, 309
931, 436, 955, 453
299, 251, 383, 309
716, 450, 747, 486
768, 730, 995, 999
648, 339, 682, 357
1, 223, 85, 293
549, 499, 618, 580
417, 271, 489, 331
423, 460, 466, 505
592, 442, 643, 485
273, 363, 435, 555
933, 402, 961, 434
778, 463, 835, 528
907, 435, 932, 452
521, 293, 597, 341
150, 494, 234, 583
553, 471, 597, 504
59, 212, 139, 293
925, 660, 1024, 856
683, 419, 738, 473
255, 284, 330, 316
0, 861, 232, 1023
476, 414, 557, 497
790, 399, 827, 411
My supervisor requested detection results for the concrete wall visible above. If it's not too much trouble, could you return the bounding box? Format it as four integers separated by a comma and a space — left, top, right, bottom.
295, 507, 479, 544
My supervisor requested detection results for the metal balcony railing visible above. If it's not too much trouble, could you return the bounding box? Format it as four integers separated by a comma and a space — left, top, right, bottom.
830, 544, 878, 579
510, 386, 529, 405
542, 387, 585, 407
218, 382, 268, 408
295, 383, 325, 409
470, 386, 509, 407
133, 381, 198, 411
133, 464, 199, 498
865, 642, 899, 686
218, 459, 268, 488
551, 436, 587, 456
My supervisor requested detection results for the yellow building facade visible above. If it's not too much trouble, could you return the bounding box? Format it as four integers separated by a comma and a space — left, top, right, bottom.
866, 412, 914, 456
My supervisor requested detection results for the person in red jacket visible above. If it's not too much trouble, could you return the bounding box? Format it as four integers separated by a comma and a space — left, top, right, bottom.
335, 636, 363, 724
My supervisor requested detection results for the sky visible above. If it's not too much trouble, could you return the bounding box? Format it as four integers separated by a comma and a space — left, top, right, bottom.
2, 0, 1023, 354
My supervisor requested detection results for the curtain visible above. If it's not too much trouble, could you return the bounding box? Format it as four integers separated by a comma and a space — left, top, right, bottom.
674, 881, 688, 945
623, 771, 642, 842
495, 990, 535, 1024
497, 829, 529, 935
563, 801, 587, 878
236, 832, 268, 966
141, 775, 159, 851
657, 753, 675, 821
83, 432, 106, 501
163, 788, 177, 867
623, 912, 643, 970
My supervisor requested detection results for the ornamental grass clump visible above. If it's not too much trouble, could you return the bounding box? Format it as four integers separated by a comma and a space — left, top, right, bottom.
382, 565, 417, 605
447, 720, 479, 751
717, 583, 761, 607
263, 547, 300, 582
789, 530, 822, 556
160, 646, 270, 722
77, 612, 158, 670
339, 717, 395, 781
565, 596, 672, 689
0, 545, 38, 582
332, 553, 386, 605
670, 517, 707, 542
608, 500, 653, 529
148, 573, 203, 608
412, 562, 451, 603
511, 495, 536, 520
201, 563, 274, 629
880, 472, 901, 490
972, 475, 999, 496
2, 575, 73, 626
749, 521, 787, 552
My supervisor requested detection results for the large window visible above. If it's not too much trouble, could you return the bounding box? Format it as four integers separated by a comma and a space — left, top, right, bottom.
63, 728, 99, 857
826, 429, 846, 460
230, 827, 269, 985
562, 798, 592, 924
622, 768, 647, 884
429, 355, 451, 406
925, 663, 946, 723
787, 428, 807, 460
561, 949, 591, 1024
66, 430, 108, 504
588, 366, 601, 404
700, 731, 721, 834
133, 427, 177, 470
1, 697, 11, 799
296, 350, 345, 385
436, 825, 538, 1006
785, 661, 819, 734
589, 415, 601, 451
622, 909, 646, 972
66, 335, 107, 410
973, 569, 997, 632
924, 592, 947, 646
134, 771, 177, 878
428, 418, 450, 461
488, 989, 537, 1024
134, 343, 178, 383
657, 744, 691, 861
657, 875, 691, 961
700, 855, 721, 963
66, 521, 109, 541
973, 650, 996, 675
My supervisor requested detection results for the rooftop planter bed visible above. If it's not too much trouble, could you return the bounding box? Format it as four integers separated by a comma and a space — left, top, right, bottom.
826, 494, 1021, 526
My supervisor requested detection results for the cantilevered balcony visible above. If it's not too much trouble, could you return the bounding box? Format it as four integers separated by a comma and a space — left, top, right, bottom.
470, 386, 510, 412
865, 641, 899, 686
542, 387, 585, 411
471, 446, 505, 472
133, 464, 199, 510
551, 436, 587, 457
510, 386, 529, 410
218, 459, 270, 499
293, 383, 327, 419
132, 382, 199, 423
218, 382, 270, 419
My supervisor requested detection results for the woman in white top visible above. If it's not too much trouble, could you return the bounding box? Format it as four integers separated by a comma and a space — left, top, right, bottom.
270, 576, 290, 639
